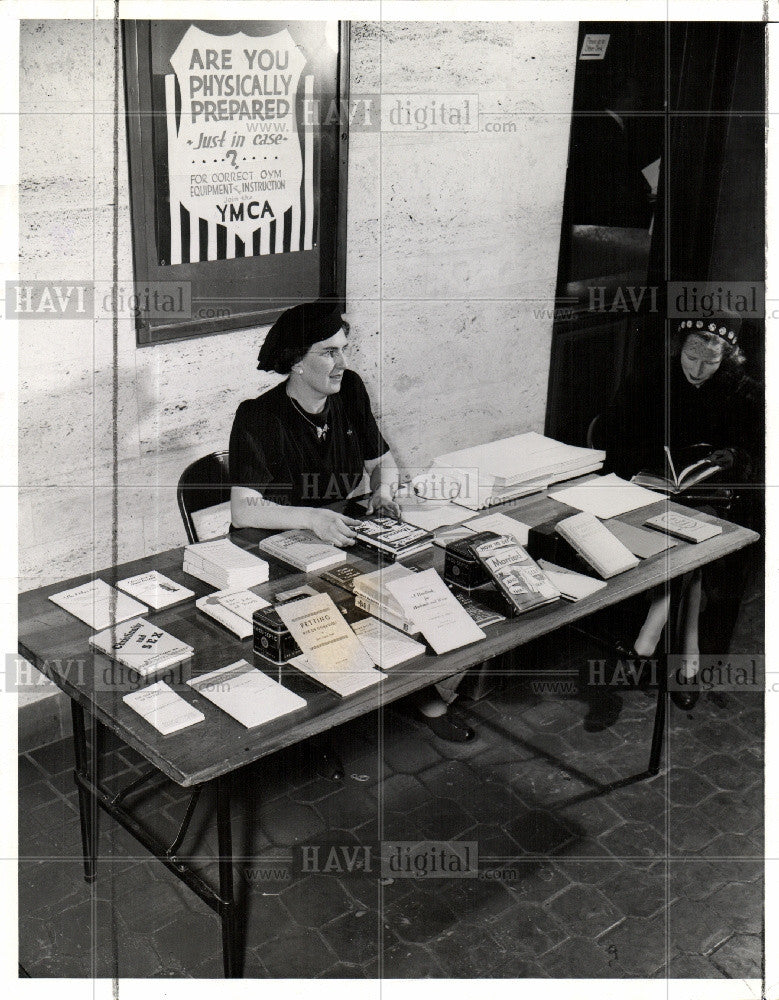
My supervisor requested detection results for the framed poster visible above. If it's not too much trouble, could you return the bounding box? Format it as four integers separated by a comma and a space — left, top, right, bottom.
123, 20, 349, 345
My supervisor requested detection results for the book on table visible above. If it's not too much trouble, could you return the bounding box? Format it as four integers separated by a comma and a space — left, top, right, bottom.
183, 538, 269, 590
188, 659, 307, 727
352, 515, 433, 560
116, 570, 195, 610
631, 444, 723, 495
257, 529, 347, 572
123, 681, 205, 735
49, 579, 148, 630
537, 560, 607, 602
467, 535, 561, 615
89, 618, 194, 678
350, 617, 426, 670
196, 588, 272, 640
352, 563, 421, 634
644, 510, 723, 543
555, 512, 640, 579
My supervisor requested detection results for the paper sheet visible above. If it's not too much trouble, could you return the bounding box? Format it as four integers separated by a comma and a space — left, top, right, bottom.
549, 474, 663, 519
463, 512, 531, 546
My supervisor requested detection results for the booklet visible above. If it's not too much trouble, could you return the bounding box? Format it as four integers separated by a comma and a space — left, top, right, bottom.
117, 570, 195, 610
89, 618, 194, 678
123, 680, 204, 736
351, 617, 426, 670
287, 654, 385, 697
276, 592, 378, 680
385, 568, 486, 655
537, 560, 607, 602
50, 578, 148, 631
197, 588, 271, 640
644, 510, 723, 544
188, 659, 307, 728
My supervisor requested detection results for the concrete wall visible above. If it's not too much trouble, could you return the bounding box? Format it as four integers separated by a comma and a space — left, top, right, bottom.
18, 19, 576, 710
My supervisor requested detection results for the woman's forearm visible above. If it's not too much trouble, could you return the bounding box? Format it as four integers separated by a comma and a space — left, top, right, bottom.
367, 451, 401, 496
230, 486, 314, 531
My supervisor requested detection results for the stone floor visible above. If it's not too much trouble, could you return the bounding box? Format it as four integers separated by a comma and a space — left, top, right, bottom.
18, 588, 764, 980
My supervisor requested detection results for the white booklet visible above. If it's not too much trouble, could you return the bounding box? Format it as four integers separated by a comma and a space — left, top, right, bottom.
50, 579, 148, 630
188, 659, 306, 728
549, 474, 663, 519
386, 568, 486, 655
123, 681, 204, 735
117, 570, 195, 610
287, 654, 385, 697
197, 589, 271, 640
351, 617, 426, 670
89, 618, 194, 677
276, 592, 378, 680
538, 560, 607, 601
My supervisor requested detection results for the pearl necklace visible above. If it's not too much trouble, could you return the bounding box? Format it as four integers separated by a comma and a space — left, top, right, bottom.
289, 395, 329, 441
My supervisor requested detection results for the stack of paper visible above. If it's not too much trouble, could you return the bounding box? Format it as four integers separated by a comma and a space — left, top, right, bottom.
433, 432, 605, 511
183, 538, 269, 590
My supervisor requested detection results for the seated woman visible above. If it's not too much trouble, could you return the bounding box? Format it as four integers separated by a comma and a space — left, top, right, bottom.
230, 300, 474, 742
605, 318, 759, 711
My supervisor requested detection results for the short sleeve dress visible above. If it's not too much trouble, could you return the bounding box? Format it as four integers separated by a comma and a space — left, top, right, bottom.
229, 368, 389, 507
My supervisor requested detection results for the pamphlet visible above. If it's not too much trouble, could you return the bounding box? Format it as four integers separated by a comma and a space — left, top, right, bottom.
351, 617, 426, 670
117, 570, 195, 610
50, 579, 147, 631
276, 592, 377, 678
123, 681, 204, 736
188, 659, 307, 728
386, 568, 486, 655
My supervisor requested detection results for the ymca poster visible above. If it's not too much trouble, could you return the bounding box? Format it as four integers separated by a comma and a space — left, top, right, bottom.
157, 24, 320, 265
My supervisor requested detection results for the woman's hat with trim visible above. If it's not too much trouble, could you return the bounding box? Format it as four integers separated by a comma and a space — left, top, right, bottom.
257, 301, 344, 371
677, 318, 738, 347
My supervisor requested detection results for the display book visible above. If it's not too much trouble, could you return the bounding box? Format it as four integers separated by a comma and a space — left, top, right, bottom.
631, 444, 723, 495
89, 617, 194, 678
183, 537, 269, 590
197, 588, 272, 640
352, 514, 433, 561
258, 529, 347, 572
466, 532, 561, 615
531, 511, 640, 579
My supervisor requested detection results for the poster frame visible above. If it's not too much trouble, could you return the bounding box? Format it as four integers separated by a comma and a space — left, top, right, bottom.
122, 19, 350, 346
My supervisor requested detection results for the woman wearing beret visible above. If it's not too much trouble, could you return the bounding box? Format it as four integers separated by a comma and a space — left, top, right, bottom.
604, 319, 760, 714
230, 300, 474, 742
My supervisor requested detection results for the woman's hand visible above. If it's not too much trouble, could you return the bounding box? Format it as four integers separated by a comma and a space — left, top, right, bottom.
366, 484, 403, 521
307, 509, 363, 547
709, 448, 736, 472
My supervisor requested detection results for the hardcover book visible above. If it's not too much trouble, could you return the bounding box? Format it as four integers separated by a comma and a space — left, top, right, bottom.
353, 515, 433, 560
555, 512, 640, 579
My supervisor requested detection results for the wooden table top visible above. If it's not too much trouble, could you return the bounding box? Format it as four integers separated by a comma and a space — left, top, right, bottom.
18, 484, 758, 787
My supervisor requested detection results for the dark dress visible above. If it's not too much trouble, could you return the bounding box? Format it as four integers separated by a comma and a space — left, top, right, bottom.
605, 358, 762, 653
229, 368, 389, 507
605, 361, 760, 485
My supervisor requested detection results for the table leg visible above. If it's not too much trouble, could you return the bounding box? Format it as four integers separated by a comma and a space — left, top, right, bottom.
648, 656, 668, 775
71, 702, 98, 882
216, 774, 241, 978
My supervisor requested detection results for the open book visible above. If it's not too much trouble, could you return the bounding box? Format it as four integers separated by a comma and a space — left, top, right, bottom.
632, 444, 722, 495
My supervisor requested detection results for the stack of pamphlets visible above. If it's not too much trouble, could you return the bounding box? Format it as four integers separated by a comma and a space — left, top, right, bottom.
258, 529, 347, 572
183, 538, 269, 590
352, 563, 422, 634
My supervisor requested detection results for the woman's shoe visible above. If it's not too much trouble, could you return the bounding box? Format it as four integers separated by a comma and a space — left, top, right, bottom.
670, 689, 700, 712
418, 708, 475, 743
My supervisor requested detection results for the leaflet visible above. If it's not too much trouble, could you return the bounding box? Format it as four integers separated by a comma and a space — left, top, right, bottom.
549, 474, 662, 519
276, 592, 377, 677
351, 617, 426, 670
117, 570, 195, 610
188, 659, 306, 728
386, 568, 486, 655
123, 681, 204, 736
463, 512, 531, 546
50, 579, 148, 630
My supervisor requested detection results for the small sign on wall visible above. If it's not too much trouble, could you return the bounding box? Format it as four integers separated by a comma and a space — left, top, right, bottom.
579, 34, 610, 60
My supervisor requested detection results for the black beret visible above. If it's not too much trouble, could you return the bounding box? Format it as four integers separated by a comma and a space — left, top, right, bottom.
257, 300, 345, 372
